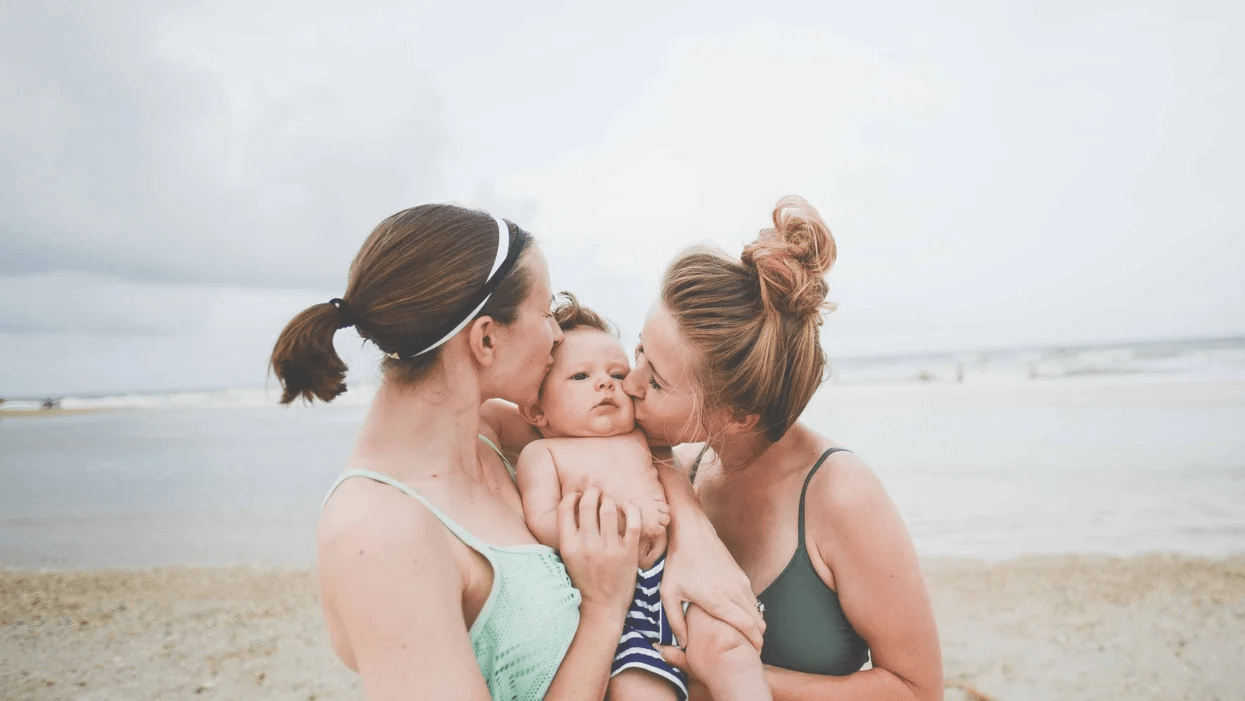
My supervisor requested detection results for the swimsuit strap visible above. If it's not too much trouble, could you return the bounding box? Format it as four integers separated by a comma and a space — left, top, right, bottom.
688, 444, 711, 485
477, 433, 516, 481
797, 448, 852, 549
322, 468, 490, 551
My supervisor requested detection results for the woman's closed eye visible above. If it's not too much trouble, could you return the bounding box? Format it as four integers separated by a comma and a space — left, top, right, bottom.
634, 346, 662, 390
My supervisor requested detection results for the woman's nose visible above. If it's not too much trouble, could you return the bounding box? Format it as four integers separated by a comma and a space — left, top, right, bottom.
549, 317, 565, 346
622, 370, 644, 399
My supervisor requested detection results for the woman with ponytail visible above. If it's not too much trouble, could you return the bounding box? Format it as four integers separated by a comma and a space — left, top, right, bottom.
270, 204, 762, 701
625, 197, 944, 700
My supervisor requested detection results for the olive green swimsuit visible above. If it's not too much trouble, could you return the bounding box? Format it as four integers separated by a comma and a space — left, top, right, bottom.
693, 447, 870, 676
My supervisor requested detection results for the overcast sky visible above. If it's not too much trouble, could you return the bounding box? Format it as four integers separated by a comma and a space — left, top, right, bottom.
2, 0, 1241, 397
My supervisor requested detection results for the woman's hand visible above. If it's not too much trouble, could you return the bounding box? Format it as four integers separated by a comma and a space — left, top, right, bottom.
660, 605, 772, 701
557, 487, 642, 615
542, 488, 644, 701
661, 502, 766, 651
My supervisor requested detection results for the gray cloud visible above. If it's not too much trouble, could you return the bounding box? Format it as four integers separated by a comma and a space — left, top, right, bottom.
1, 1, 447, 290
0, 272, 218, 336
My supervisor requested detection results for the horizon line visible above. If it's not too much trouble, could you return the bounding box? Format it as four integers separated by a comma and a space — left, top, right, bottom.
3, 331, 1243, 401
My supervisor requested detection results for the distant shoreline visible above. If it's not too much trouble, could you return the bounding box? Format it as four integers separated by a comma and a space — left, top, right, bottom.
5, 333, 1242, 402
830, 332, 1245, 366
2, 374, 1242, 417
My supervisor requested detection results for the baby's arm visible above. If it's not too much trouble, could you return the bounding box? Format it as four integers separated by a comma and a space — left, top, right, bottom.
480, 398, 542, 466
515, 442, 564, 549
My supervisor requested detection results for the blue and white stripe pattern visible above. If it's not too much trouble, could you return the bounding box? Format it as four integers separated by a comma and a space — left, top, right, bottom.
609, 556, 688, 700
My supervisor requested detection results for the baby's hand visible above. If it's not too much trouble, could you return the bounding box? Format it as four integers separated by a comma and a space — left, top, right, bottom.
638, 497, 671, 540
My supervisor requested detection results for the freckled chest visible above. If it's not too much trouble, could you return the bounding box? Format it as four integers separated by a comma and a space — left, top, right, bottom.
696, 464, 806, 595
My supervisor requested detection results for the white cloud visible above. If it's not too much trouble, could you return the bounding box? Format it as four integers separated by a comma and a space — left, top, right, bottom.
501, 24, 947, 340
498, 16, 1244, 354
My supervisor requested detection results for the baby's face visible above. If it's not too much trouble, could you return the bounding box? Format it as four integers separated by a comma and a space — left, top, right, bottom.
535, 328, 635, 438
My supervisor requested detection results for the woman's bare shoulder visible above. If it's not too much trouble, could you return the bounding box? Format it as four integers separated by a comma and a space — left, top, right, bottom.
802, 447, 917, 571
811, 449, 887, 514
318, 478, 458, 574
317, 478, 494, 700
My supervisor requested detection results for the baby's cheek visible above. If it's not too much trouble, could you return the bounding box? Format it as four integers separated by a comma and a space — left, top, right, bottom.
621, 400, 637, 430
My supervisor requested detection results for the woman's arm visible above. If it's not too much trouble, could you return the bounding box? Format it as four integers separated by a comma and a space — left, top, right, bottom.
767, 454, 943, 701
543, 488, 643, 701
652, 446, 765, 651
318, 495, 494, 700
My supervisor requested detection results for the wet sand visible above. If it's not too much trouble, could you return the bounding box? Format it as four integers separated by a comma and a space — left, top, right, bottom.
3, 554, 1243, 701
0, 408, 110, 419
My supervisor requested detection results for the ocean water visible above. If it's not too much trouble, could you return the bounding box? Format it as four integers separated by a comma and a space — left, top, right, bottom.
810, 380, 1245, 559
2, 338, 1244, 567
0, 405, 363, 567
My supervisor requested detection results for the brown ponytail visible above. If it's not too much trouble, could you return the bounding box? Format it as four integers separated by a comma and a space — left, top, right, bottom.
270, 205, 534, 405
270, 302, 352, 404
662, 196, 836, 442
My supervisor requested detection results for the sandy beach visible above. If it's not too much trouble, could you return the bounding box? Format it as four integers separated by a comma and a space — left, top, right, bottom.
3, 554, 1242, 701
0, 409, 110, 419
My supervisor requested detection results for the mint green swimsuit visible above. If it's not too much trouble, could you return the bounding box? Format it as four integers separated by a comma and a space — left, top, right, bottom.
322, 435, 582, 700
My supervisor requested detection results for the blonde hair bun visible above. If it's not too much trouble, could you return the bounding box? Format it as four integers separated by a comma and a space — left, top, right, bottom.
741, 195, 838, 319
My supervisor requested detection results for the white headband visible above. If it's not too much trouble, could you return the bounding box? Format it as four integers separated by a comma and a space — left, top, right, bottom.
386, 214, 511, 359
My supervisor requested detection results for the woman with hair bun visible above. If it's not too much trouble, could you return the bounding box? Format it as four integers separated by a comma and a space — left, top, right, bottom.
626, 197, 944, 700
270, 204, 763, 700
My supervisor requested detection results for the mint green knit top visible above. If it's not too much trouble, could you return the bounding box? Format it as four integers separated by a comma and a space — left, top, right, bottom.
321, 436, 582, 700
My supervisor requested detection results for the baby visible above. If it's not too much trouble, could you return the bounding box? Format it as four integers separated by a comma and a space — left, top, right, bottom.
515, 294, 684, 701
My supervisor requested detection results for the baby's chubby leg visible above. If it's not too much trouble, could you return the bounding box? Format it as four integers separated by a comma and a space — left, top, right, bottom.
610, 555, 685, 701
639, 531, 669, 570
607, 668, 678, 701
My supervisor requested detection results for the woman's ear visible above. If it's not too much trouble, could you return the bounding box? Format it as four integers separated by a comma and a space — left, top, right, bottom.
722, 409, 761, 436
517, 402, 550, 429
467, 316, 497, 366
